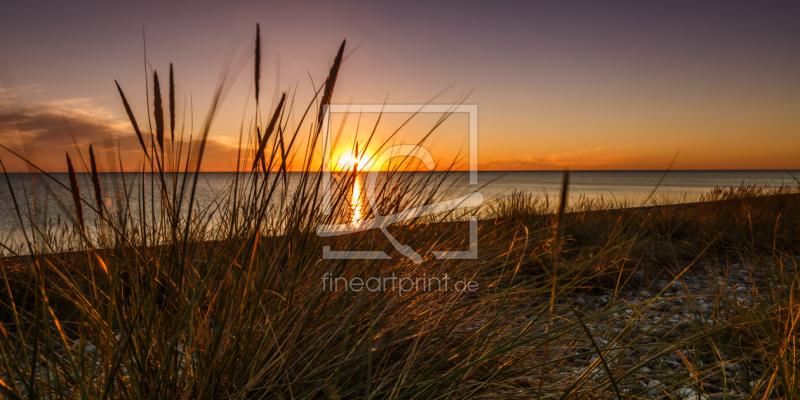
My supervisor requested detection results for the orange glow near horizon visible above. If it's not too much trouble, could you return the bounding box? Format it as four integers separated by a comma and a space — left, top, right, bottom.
335, 149, 371, 172
3, 88, 798, 173
333, 141, 383, 172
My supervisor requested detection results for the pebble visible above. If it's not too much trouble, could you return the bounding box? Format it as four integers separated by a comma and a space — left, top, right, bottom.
677, 388, 712, 400
642, 379, 662, 396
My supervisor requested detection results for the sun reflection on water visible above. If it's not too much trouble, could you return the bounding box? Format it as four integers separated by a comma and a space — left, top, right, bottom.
351, 175, 363, 227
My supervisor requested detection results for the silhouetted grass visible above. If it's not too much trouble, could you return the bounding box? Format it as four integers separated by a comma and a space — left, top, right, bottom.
0, 25, 798, 399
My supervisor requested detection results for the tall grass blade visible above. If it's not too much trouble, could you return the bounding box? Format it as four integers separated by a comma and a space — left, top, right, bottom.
553, 169, 569, 262
169, 63, 175, 142
66, 152, 84, 231
89, 144, 103, 221
252, 92, 286, 170
115, 80, 149, 157
153, 70, 165, 151
255, 23, 261, 105
318, 40, 346, 127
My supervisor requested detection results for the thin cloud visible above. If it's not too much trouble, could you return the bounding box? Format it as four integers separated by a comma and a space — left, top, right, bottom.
0, 98, 241, 172
480, 153, 636, 170
0, 86, 43, 106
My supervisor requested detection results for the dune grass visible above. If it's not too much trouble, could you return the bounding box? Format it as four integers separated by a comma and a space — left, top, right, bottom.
0, 25, 799, 399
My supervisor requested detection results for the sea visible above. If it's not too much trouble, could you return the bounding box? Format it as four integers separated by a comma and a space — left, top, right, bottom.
1, 170, 797, 254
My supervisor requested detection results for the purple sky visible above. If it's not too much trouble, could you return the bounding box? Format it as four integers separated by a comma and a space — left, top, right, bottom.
1, 1, 799, 171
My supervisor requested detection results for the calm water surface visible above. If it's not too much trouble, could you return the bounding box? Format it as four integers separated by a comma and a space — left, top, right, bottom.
1, 170, 797, 253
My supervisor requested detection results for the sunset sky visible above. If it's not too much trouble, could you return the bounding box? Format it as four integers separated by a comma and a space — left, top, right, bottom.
0, 1, 798, 172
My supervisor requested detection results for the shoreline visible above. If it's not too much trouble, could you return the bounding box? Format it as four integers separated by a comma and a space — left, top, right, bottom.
4, 191, 797, 263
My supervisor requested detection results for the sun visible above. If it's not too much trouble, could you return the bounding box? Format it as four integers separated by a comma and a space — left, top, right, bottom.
335, 148, 372, 172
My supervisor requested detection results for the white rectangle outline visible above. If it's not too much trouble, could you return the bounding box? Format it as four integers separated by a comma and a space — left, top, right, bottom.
321, 104, 478, 216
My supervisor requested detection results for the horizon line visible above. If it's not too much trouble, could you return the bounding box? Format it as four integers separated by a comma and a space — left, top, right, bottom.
16, 168, 800, 174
